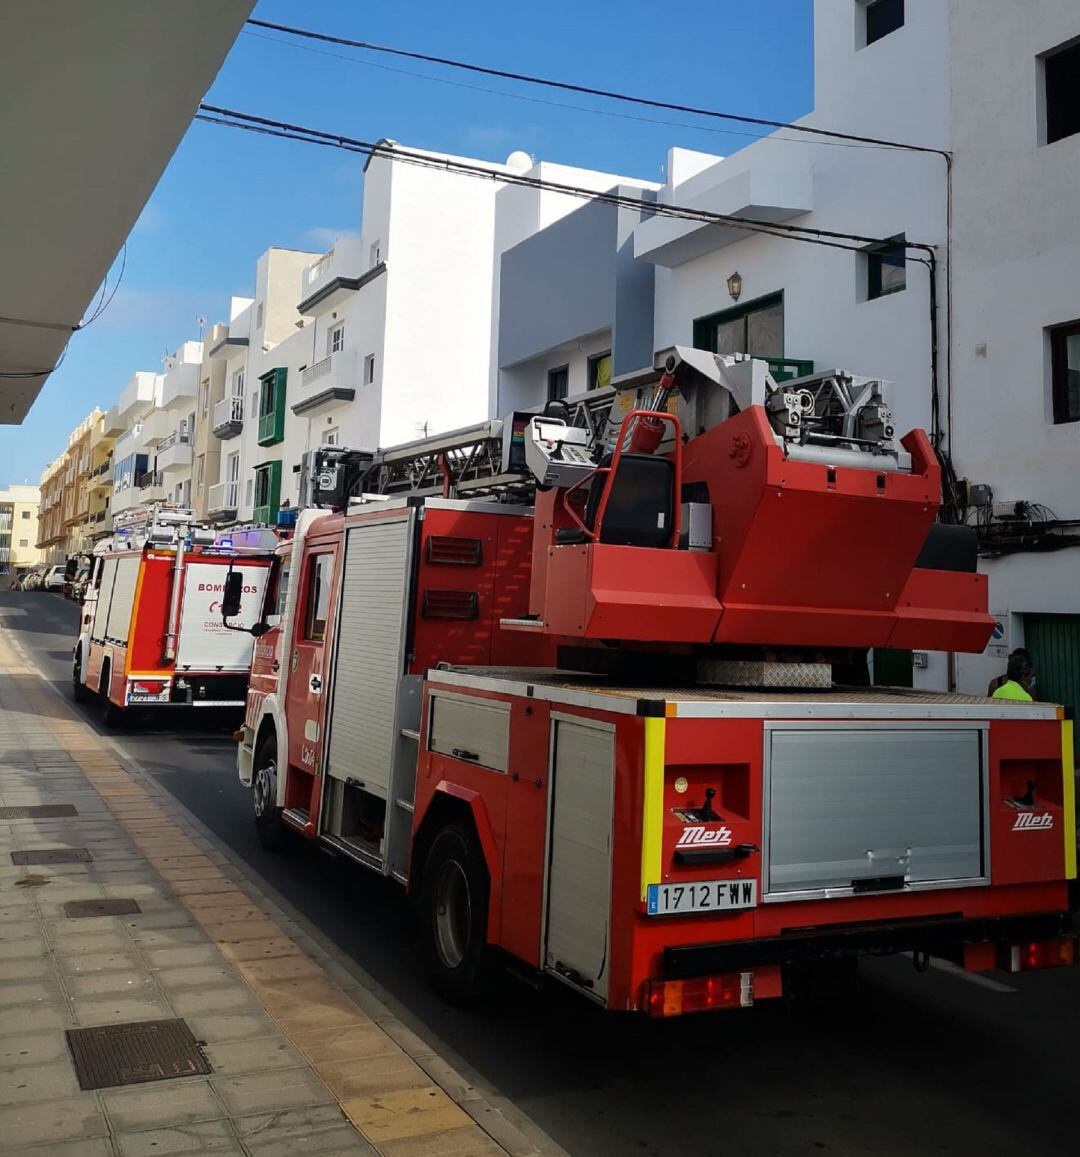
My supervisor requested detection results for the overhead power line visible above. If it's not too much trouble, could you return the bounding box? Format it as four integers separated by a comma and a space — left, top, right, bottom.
195, 104, 936, 259
243, 29, 900, 154
246, 17, 949, 159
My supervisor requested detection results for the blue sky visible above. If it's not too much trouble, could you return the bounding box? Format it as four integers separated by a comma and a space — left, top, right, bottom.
1, 0, 813, 485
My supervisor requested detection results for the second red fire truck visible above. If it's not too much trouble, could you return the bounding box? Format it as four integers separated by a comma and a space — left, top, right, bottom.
224, 349, 1076, 1015
74, 506, 275, 725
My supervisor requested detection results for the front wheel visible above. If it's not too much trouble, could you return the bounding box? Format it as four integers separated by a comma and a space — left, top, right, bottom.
419, 823, 493, 1004
253, 736, 289, 852
72, 649, 93, 704
98, 666, 123, 728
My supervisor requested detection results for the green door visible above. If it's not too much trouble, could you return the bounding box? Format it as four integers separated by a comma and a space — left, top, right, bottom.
1024, 614, 1080, 754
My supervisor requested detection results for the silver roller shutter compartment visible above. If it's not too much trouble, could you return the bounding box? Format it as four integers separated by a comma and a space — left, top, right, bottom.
90, 558, 119, 644
104, 557, 140, 644
325, 518, 412, 799
545, 720, 615, 1000
765, 725, 986, 899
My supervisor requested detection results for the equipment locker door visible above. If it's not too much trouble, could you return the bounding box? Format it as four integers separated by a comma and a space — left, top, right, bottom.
284, 546, 338, 783
544, 716, 615, 1001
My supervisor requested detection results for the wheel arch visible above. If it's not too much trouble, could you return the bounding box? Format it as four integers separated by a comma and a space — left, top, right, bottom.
411, 783, 502, 943
250, 694, 288, 806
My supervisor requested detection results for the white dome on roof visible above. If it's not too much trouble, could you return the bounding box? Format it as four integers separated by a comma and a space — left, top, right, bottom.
505, 150, 533, 171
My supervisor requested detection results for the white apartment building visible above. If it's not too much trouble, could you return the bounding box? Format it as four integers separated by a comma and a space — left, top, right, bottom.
495, 0, 1080, 713
201, 143, 658, 527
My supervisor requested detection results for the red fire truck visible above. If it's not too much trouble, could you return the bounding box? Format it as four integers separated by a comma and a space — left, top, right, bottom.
74, 506, 274, 726
227, 350, 1076, 1014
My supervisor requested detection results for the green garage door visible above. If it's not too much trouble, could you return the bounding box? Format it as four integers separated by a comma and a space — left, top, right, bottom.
1024, 614, 1080, 754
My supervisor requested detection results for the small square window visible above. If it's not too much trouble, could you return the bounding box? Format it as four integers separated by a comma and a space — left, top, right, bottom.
325, 427, 339, 446
364, 353, 376, 384
587, 351, 612, 390
1043, 39, 1080, 146
18, 539, 28, 548
864, 0, 903, 47
1050, 319, 1080, 424
547, 365, 569, 402
865, 236, 906, 300
20, 510, 29, 519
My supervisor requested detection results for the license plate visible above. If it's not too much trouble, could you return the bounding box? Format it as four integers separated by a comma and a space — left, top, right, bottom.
646, 879, 758, 916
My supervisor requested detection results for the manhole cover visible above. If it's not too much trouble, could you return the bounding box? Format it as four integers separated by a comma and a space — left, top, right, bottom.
66, 1019, 212, 1091
11, 849, 93, 865
64, 898, 142, 919
0, 805, 78, 819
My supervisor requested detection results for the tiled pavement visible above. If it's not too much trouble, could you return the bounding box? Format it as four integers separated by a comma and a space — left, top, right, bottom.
0, 630, 542, 1157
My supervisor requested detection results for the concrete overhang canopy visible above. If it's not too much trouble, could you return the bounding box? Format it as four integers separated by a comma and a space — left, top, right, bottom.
0, 1, 254, 423
634, 163, 814, 268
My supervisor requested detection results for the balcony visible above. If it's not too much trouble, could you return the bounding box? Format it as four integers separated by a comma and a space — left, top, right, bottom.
137, 470, 165, 502
207, 480, 238, 520
634, 160, 813, 268
156, 428, 193, 474
212, 394, 244, 440
298, 237, 385, 315
160, 359, 200, 408
292, 349, 356, 416
88, 458, 113, 491
101, 404, 125, 437
116, 371, 158, 418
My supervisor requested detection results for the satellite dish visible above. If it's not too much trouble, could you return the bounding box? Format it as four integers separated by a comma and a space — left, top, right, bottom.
505, 150, 533, 171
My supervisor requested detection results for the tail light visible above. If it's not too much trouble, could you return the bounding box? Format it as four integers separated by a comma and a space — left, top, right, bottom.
642, 972, 753, 1017
132, 680, 166, 695
1001, 936, 1077, 973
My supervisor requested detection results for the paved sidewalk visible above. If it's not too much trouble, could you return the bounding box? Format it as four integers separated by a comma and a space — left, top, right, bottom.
0, 630, 537, 1157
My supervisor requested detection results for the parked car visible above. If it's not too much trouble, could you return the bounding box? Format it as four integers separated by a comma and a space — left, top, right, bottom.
43, 565, 67, 592
64, 564, 89, 600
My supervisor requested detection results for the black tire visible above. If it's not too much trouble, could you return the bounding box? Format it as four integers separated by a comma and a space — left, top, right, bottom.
252, 734, 289, 852
72, 648, 93, 704
419, 822, 493, 1004
97, 664, 123, 728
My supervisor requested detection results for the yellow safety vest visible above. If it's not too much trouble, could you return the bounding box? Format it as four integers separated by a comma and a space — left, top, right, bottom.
992, 680, 1033, 702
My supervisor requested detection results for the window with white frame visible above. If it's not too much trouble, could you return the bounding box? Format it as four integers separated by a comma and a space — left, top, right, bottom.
364, 353, 376, 384
244, 477, 254, 507
227, 452, 240, 482
861, 0, 903, 47
199, 379, 209, 418
325, 427, 339, 446
232, 368, 245, 397
328, 323, 345, 356
369, 240, 381, 267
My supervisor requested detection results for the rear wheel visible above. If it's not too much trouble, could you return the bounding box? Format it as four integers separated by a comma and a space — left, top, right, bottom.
253, 735, 289, 852
420, 823, 493, 1004
97, 664, 123, 728
72, 648, 93, 704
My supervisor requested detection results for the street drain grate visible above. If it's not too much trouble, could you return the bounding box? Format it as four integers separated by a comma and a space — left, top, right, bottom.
66, 1019, 212, 1091
11, 848, 93, 865
64, 898, 142, 919
0, 804, 78, 819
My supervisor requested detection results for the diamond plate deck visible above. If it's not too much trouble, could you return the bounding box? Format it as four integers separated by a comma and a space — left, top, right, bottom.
64, 898, 142, 918
11, 848, 93, 865
0, 804, 78, 819
66, 1019, 211, 1091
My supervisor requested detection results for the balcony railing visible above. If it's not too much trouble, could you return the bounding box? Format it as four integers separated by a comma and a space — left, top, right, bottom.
137, 470, 163, 491
304, 249, 335, 286
207, 480, 239, 514
91, 459, 112, 478
301, 356, 334, 388
212, 395, 244, 439
156, 428, 192, 452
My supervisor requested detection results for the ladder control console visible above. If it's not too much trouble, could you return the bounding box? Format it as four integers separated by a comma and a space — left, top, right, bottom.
525, 417, 597, 489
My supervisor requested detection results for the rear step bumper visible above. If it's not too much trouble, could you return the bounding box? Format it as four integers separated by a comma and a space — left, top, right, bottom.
663, 913, 1072, 978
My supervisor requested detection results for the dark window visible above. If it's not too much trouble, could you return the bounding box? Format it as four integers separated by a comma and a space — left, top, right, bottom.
547, 365, 569, 402
304, 553, 333, 642
1044, 40, 1080, 145
273, 556, 292, 618
866, 237, 906, 299
21, 510, 29, 519
693, 294, 784, 359
587, 351, 612, 390
865, 0, 903, 46
1050, 319, 1080, 424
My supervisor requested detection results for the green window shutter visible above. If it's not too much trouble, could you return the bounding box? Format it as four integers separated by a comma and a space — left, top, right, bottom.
252, 460, 282, 524
257, 368, 287, 446
266, 459, 282, 512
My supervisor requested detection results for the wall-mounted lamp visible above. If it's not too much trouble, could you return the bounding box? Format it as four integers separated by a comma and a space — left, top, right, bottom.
726, 271, 743, 302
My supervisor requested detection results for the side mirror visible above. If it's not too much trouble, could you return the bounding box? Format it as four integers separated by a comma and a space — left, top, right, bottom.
221, 569, 244, 622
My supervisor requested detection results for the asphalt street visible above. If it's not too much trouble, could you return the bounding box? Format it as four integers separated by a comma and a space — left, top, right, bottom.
3, 587, 1078, 1157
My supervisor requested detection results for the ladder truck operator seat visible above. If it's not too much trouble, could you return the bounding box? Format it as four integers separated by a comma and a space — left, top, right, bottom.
553, 451, 675, 548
